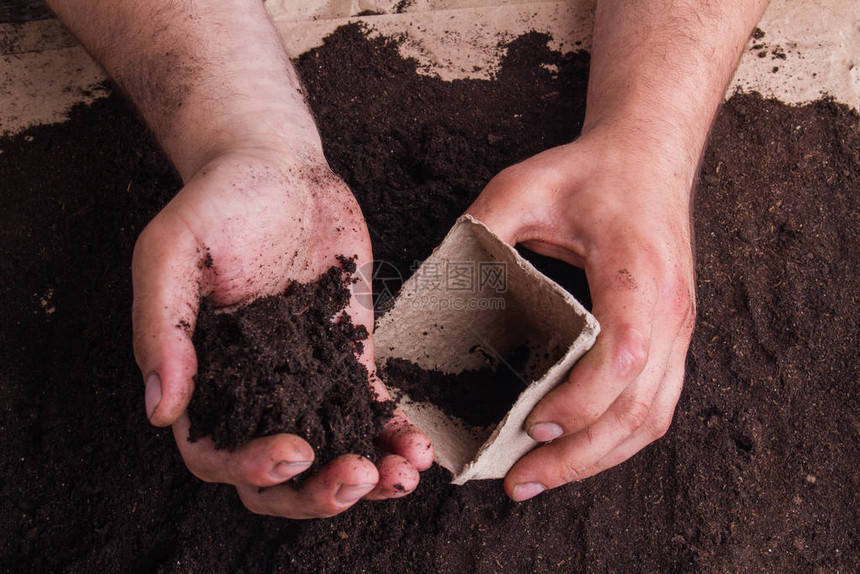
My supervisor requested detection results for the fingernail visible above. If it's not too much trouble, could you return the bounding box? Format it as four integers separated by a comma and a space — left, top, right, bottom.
144, 372, 162, 420
512, 482, 546, 502
391, 483, 411, 497
335, 483, 375, 505
270, 461, 312, 480
529, 422, 564, 442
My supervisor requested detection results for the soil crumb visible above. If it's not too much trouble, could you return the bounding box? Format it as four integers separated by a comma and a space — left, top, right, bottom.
188, 257, 393, 468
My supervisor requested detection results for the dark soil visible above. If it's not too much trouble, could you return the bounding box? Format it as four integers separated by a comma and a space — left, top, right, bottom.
298, 26, 591, 299
380, 343, 533, 428
1, 23, 859, 573
0, 0, 52, 23
188, 258, 392, 469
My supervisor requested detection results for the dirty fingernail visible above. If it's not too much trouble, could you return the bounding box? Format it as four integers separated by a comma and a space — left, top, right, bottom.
144, 372, 162, 420
529, 422, 563, 442
512, 482, 546, 502
271, 461, 311, 481
335, 483, 375, 505
390, 482, 413, 497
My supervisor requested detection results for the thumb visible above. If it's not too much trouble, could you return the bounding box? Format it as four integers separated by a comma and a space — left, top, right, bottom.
132, 217, 204, 427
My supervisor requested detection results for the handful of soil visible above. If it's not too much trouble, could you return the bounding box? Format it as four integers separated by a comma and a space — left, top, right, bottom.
187, 257, 393, 471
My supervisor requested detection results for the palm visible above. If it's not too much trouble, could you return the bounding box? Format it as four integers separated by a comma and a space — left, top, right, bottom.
158, 152, 372, 313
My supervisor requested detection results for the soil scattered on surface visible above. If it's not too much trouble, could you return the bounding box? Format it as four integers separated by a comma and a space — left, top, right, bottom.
188, 258, 392, 469
298, 26, 592, 300
0, 23, 858, 573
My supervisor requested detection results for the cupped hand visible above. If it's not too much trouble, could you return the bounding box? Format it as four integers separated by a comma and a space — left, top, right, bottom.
132, 146, 433, 519
467, 129, 696, 501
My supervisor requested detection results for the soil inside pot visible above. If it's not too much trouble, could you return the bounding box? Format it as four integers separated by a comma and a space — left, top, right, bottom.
380, 346, 531, 429
380, 339, 560, 430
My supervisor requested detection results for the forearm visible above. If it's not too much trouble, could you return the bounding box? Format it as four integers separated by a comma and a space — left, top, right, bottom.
583, 0, 769, 191
46, 0, 322, 180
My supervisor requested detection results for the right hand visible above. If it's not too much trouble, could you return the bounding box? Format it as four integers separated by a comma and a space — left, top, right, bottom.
466, 129, 696, 501
132, 145, 433, 519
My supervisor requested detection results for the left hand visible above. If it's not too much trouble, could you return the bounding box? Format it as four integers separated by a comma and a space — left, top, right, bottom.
132, 146, 433, 519
467, 127, 696, 501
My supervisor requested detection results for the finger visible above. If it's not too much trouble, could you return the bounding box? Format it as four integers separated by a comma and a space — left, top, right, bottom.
581, 338, 689, 474
465, 158, 567, 247
365, 337, 434, 472
236, 454, 379, 519
505, 340, 672, 501
525, 257, 659, 442
363, 454, 420, 500
464, 185, 524, 245
375, 411, 435, 471
338, 249, 435, 475
132, 216, 205, 426
171, 414, 316, 488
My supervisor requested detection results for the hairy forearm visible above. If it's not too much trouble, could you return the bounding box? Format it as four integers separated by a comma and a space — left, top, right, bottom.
583, 0, 769, 189
46, 0, 322, 180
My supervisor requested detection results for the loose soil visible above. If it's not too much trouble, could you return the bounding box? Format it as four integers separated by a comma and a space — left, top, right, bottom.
188, 258, 392, 469
1, 24, 858, 573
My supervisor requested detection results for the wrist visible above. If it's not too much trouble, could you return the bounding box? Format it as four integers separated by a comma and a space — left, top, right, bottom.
577, 118, 703, 198
166, 98, 326, 182
76, 0, 328, 182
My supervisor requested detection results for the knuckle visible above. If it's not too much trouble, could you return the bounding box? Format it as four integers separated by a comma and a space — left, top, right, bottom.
494, 163, 521, 183
617, 399, 651, 433
646, 413, 674, 440
561, 459, 585, 484
224, 451, 255, 485
314, 502, 344, 520
184, 460, 219, 484
665, 278, 696, 323
613, 327, 649, 379
133, 220, 159, 257
181, 448, 233, 486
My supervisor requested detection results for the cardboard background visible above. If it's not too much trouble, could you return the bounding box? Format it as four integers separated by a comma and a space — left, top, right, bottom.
1, 0, 858, 136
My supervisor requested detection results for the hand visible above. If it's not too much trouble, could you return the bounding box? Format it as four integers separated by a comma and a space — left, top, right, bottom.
467, 128, 696, 501
132, 146, 433, 519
